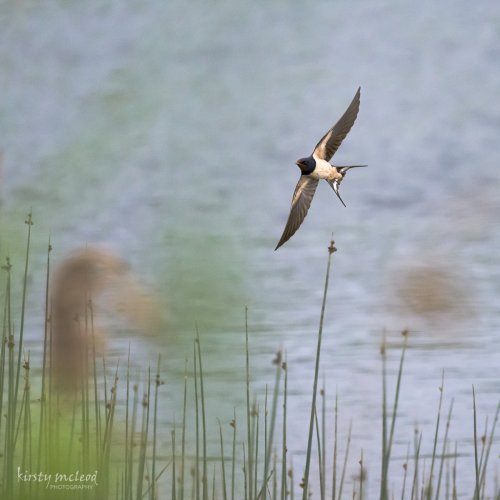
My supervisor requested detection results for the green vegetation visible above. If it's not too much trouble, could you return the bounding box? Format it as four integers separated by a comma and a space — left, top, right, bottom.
0, 213, 498, 499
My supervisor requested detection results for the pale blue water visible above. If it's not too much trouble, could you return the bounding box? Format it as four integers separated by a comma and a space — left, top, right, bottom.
1, 0, 500, 497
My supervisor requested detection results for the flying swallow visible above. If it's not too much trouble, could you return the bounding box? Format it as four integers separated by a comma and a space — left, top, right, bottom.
275, 87, 366, 250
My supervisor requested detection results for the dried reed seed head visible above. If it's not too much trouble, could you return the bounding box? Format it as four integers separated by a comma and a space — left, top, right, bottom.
272, 350, 282, 366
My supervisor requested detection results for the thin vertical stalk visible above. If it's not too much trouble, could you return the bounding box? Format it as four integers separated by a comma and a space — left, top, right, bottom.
125, 346, 131, 500
314, 405, 324, 500
263, 352, 282, 500
337, 420, 352, 500
152, 354, 162, 500
272, 452, 277, 500
359, 449, 364, 500
218, 419, 228, 500
4, 279, 15, 498
435, 399, 454, 500
20, 353, 32, 500
172, 428, 177, 500
231, 411, 236, 500
452, 442, 457, 500
128, 381, 139, 499
302, 240, 337, 500
243, 443, 248, 500
91, 300, 102, 463
321, 384, 326, 500
101, 361, 120, 498
181, 359, 188, 500
194, 343, 200, 500
14, 212, 33, 414
401, 443, 410, 500
427, 371, 445, 500
410, 432, 422, 500
136, 368, 151, 500
332, 392, 338, 500
445, 453, 450, 500
477, 417, 488, 495
245, 306, 254, 500
473, 386, 480, 500
47, 299, 54, 469
280, 359, 288, 500
381, 331, 408, 500
253, 403, 260, 499
196, 329, 208, 500
380, 338, 387, 500
0, 257, 12, 461
314, 404, 325, 500
37, 238, 51, 471
479, 401, 500, 491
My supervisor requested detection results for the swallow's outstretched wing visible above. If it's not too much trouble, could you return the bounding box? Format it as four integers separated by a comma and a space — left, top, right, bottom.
313, 87, 361, 162
275, 176, 319, 250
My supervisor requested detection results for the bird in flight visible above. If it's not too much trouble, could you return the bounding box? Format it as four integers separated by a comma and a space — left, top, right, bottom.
275, 87, 366, 250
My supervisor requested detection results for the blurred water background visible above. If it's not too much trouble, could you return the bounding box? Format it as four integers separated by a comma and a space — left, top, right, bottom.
1, 0, 500, 497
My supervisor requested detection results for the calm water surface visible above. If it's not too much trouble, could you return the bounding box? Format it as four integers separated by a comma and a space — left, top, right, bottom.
1, 0, 500, 497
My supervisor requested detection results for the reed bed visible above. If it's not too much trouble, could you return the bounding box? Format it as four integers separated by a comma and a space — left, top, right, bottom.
0, 214, 499, 499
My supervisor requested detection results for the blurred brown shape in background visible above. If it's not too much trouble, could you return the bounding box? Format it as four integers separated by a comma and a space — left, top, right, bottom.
52, 247, 163, 392
393, 261, 473, 328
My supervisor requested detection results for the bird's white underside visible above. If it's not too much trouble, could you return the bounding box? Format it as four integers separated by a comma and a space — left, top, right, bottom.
310, 155, 343, 181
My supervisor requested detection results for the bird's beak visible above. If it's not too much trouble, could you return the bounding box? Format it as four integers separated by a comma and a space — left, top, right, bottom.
328, 180, 347, 207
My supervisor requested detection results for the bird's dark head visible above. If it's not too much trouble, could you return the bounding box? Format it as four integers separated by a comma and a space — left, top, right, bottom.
295, 156, 316, 175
